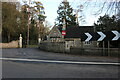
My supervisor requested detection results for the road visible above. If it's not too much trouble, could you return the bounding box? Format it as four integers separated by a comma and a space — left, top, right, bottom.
1, 48, 120, 78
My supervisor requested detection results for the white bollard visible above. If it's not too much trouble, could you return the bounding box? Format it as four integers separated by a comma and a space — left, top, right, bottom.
19, 34, 22, 48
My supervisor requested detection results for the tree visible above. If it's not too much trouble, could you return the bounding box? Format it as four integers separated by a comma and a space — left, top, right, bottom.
116, 10, 120, 27
94, 14, 118, 32
38, 20, 51, 40
2, 1, 48, 45
32, 1, 46, 41
20, 1, 48, 45
18, 4, 29, 45
33, 1, 46, 21
80, 0, 120, 15
56, 0, 77, 29
2, 2, 20, 42
94, 14, 120, 48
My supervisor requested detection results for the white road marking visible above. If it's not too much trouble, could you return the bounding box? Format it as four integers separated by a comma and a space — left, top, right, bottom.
0, 58, 119, 66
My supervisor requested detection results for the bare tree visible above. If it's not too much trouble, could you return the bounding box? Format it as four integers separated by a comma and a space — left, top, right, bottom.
81, 0, 120, 16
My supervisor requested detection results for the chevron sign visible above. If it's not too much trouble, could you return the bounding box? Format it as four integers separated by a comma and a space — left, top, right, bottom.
97, 32, 106, 41
112, 31, 120, 40
85, 33, 92, 41
81, 30, 120, 41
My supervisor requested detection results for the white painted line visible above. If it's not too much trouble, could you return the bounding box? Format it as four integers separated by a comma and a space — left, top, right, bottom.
0, 58, 119, 66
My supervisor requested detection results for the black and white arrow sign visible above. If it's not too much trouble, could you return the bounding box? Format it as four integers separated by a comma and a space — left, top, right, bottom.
81, 30, 120, 41
97, 32, 106, 41
112, 31, 120, 41
85, 33, 92, 41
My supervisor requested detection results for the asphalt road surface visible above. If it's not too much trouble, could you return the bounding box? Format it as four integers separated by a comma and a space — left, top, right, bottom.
1, 48, 120, 78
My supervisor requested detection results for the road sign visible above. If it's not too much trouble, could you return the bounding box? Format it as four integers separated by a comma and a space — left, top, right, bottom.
97, 32, 106, 41
112, 31, 120, 41
85, 33, 92, 41
81, 30, 120, 41
62, 31, 66, 36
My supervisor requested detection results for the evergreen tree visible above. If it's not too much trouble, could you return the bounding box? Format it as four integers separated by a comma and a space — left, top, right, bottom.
94, 14, 118, 31
56, 0, 77, 29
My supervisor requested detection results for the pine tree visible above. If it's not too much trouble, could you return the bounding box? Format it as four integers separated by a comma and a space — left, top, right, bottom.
56, 0, 77, 29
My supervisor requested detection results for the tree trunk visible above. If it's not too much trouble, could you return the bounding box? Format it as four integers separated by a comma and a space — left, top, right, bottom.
8, 34, 10, 42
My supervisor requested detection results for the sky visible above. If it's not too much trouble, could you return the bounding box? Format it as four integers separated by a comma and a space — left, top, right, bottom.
19, 0, 116, 26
